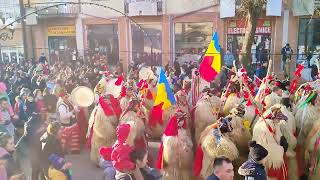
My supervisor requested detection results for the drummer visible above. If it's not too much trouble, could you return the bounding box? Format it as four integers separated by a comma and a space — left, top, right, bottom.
56, 88, 81, 154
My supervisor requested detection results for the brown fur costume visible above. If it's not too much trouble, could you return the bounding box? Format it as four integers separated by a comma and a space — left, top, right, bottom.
198, 124, 239, 179
194, 95, 222, 145
162, 129, 194, 180
89, 106, 119, 165
119, 111, 146, 143
146, 105, 177, 139
223, 93, 241, 116
304, 120, 320, 180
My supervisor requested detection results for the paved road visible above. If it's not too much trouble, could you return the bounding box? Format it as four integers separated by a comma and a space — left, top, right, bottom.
66, 141, 160, 180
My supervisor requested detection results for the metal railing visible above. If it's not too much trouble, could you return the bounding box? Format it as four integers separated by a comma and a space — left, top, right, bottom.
34, 3, 79, 17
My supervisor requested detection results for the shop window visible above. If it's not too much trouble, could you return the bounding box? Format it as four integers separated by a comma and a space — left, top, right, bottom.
87, 24, 119, 65
174, 22, 213, 64
131, 23, 162, 66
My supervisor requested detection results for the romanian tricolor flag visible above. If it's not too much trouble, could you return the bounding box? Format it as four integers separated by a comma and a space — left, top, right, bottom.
199, 32, 221, 82
149, 68, 176, 127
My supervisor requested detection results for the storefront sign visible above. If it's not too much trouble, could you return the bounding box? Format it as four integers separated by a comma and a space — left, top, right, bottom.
48, 26, 76, 36
227, 19, 272, 35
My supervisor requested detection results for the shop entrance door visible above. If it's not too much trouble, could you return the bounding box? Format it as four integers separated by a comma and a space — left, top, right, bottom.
48, 36, 76, 64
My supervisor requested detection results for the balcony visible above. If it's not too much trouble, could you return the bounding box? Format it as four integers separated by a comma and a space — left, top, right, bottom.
125, 0, 163, 16
34, 3, 79, 18
316, 0, 320, 8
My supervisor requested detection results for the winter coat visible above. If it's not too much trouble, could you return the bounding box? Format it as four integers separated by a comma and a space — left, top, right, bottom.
41, 132, 65, 172
0, 147, 21, 178
0, 148, 7, 180
207, 174, 220, 180
111, 142, 135, 172
48, 166, 68, 180
99, 158, 116, 180
238, 159, 267, 180
115, 171, 135, 180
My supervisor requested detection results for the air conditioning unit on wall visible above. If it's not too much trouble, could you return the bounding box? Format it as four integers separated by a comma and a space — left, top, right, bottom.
127, 0, 162, 16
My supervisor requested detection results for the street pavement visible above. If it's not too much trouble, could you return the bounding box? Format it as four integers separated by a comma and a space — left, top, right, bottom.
66, 141, 160, 180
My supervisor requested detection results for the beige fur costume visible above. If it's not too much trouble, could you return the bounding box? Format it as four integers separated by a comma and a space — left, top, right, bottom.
194, 95, 222, 145
88, 106, 119, 165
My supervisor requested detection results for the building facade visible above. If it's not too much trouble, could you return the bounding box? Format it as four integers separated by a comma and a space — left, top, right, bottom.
0, 0, 24, 64
3, 0, 316, 79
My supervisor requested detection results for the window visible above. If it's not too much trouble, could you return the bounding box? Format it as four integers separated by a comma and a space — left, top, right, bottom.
175, 22, 213, 63
87, 24, 119, 65
0, 0, 20, 23
131, 23, 162, 66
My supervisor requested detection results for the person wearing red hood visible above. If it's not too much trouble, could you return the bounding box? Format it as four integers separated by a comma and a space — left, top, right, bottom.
111, 124, 143, 180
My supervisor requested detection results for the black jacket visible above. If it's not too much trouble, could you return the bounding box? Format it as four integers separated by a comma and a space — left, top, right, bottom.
40, 132, 64, 170
238, 159, 267, 180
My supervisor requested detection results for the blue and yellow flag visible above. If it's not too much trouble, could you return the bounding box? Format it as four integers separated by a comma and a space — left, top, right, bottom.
149, 68, 176, 127
154, 68, 176, 110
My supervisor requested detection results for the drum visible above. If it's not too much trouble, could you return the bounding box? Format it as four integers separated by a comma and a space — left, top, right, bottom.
71, 86, 95, 107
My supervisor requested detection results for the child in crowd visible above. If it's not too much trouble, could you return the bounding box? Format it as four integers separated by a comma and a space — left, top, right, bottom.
238, 140, 269, 180
99, 147, 116, 180
130, 148, 162, 180
33, 89, 45, 113
48, 154, 72, 180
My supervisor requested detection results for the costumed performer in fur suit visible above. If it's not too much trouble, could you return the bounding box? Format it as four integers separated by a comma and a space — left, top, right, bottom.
119, 98, 147, 151
193, 117, 239, 179
193, 90, 222, 145
252, 106, 289, 180
87, 94, 122, 166
304, 119, 320, 180
156, 110, 194, 180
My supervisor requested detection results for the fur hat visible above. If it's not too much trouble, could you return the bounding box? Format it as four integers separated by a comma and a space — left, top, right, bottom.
248, 140, 268, 161
99, 147, 113, 161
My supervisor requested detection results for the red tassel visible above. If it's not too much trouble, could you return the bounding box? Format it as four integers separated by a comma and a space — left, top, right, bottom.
102, 64, 107, 70
137, 79, 144, 89
275, 81, 281, 87
149, 103, 164, 127
156, 143, 164, 170
115, 74, 124, 86
243, 91, 249, 99
194, 144, 204, 177
119, 86, 127, 98
264, 88, 271, 95
146, 89, 153, 100
290, 79, 297, 94
255, 108, 260, 116
256, 78, 261, 87
246, 100, 252, 106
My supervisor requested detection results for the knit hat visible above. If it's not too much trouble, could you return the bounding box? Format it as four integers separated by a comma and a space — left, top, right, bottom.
99, 147, 113, 161
248, 141, 268, 161
116, 124, 131, 143
48, 154, 66, 170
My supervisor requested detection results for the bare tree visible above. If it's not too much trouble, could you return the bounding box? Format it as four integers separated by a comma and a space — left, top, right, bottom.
238, 0, 266, 69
